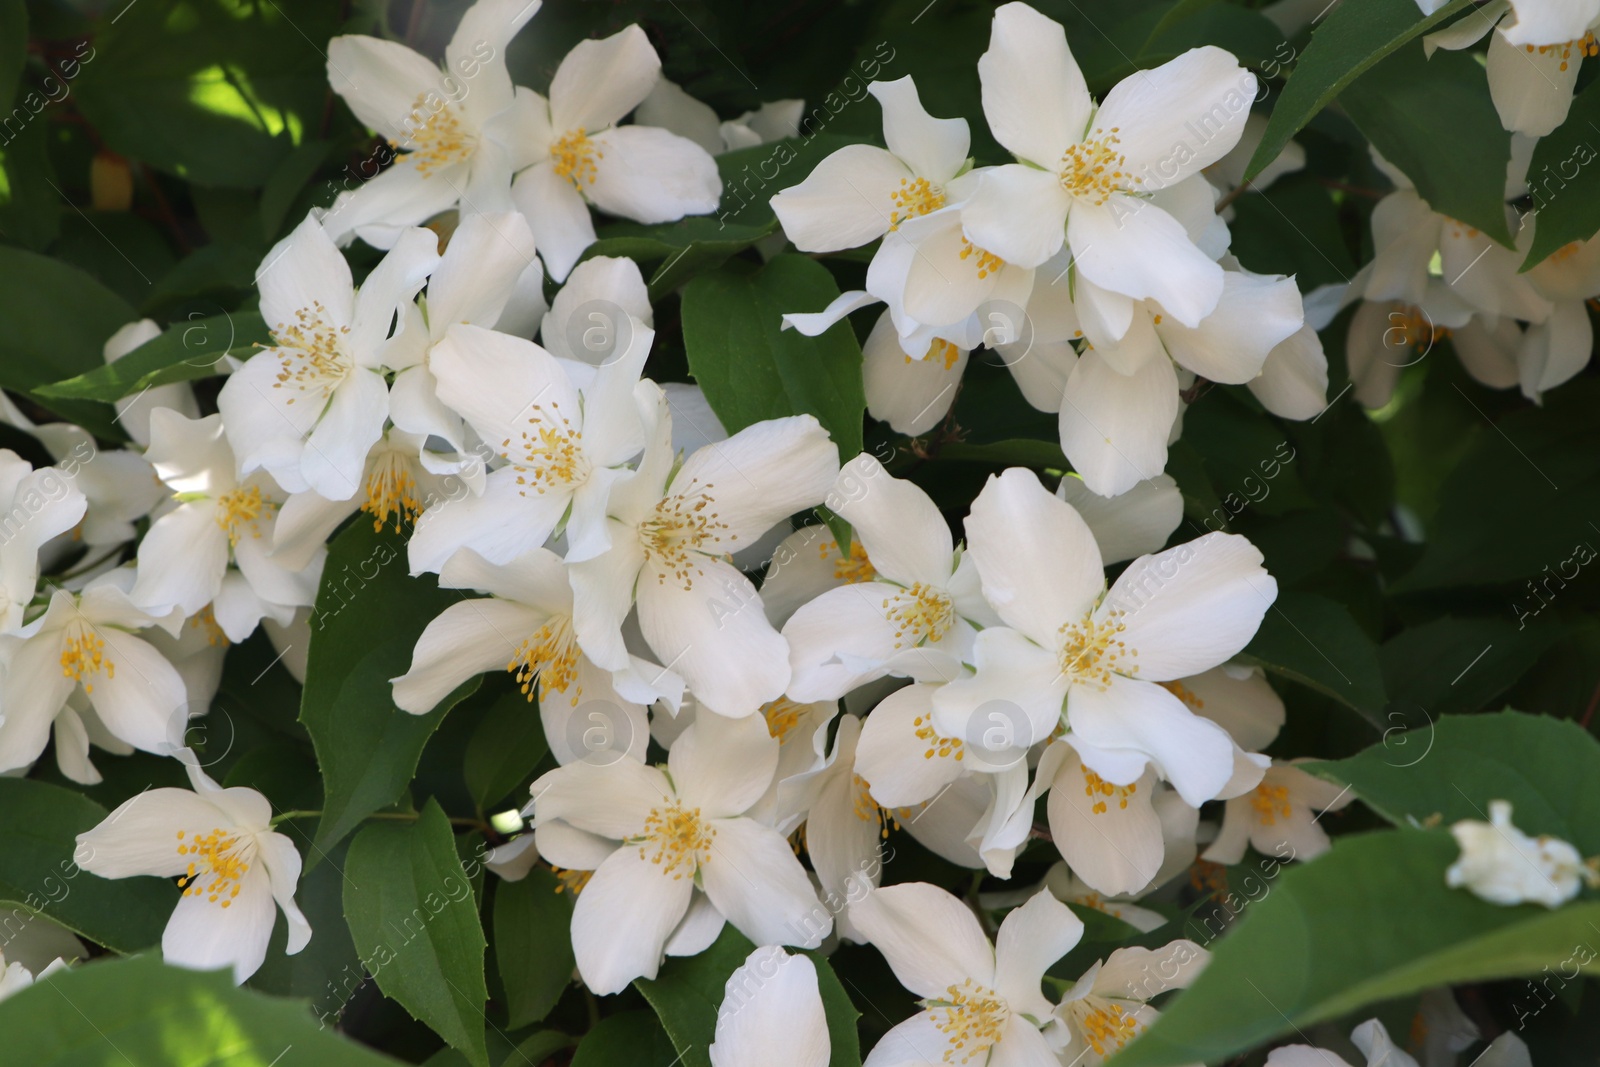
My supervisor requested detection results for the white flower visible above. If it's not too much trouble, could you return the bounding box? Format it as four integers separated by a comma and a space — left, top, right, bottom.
322, 0, 542, 247
961, 2, 1255, 323
217, 216, 439, 500
0, 451, 86, 630
1203, 760, 1352, 865
709, 946, 831, 1067
1427, 3, 1598, 136
538, 254, 654, 366
568, 389, 839, 717
861, 310, 974, 436
1052, 941, 1209, 1067
508, 25, 721, 281
74, 751, 310, 984
391, 547, 677, 762
1520, 233, 1600, 399
102, 318, 200, 448
771, 75, 970, 254
637, 78, 804, 155
1445, 799, 1592, 908
1267, 1018, 1420, 1067
851, 882, 1083, 1067
932, 468, 1277, 806
0, 951, 67, 1002
0, 578, 187, 777
129, 411, 318, 627
1039, 738, 1168, 897
529, 712, 826, 994
784, 454, 997, 701
404, 317, 651, 575
1039, 862, 1168, 932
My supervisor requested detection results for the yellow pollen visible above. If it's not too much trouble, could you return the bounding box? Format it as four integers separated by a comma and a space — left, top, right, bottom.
1158, 680, 1204, 710
175, 827, 251, 906
506, 615, 582, 705
190, 606, 229, 648
214, 484, 274, 547
1079, 1002, 1141, 1057
1058, 609, 1136, 689
929, 978, 1009, 1062
1189, 858, 1229, 897
268, 300, 351, 401
506, 405, 590, 496
908, 338, 962, 370
635, 801, 715, 879
850, 773, 906, 838
889, 176, 946, 229
1081, 764, 1138, 815
762, 697, 807, 741
958, 238, 1005, 279
828, 539, 877, 583
1553, 241, 1583, 262
362, 451, 422, 533
61, 623, 114, 694
1389, 304, 1449, 351
551, 128, 603, 187
912, 713, 964, 761
1059, 127, 1140, 205
392, 96, 474, 176
551, 866, 593, 895
884, 582, 955, 649
639, 487, 731, 590
1524, 32, 1598, 71
1250, 783, 1293, 825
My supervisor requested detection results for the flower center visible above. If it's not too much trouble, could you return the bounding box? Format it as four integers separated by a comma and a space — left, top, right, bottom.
636, 801, 715, 879
829, 539, 877, 583
362, 450, 423, 533
551, 128, 603, 187
889, 176, 946, 229
884, 582, 955, 648
929, 978, 1009, 1063
1059, 128, 1139, 205
394, 96, 474, 176
551, 866, 593, 895
851, 773, 905, 838
215, 484, 273, 547
1250, 782, 1292, 825
269, 300, 352, 401
190, 606, 229, 648
906, 338, 962, 370
1075, 999, 1142, 1057
1081, 764, 1138, 814
1388, 304, 1450, 352
912, 712, 964, 761
1523, 32, 1599, 72
507, 614, 582, 705
61, 621, 114, 694
1158, 680, 1203, 710
639, 487, 730, 589
507, 405, 591, 496
176, 828, 253, 908
1058, 609, 1136, 689
762, 696, 808, 741
958, 238, 1005, 279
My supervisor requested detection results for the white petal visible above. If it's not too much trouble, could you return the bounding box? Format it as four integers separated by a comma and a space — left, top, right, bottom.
1059, 349, 1180, 498
1094, 47, 1256, 186
1364, 191, 1441, 306
163, 866, 276, 983
673, 415, 840, 549
664, 890, 726, 957
1502, 0, 1600, 46
549, 25, 660, 133
300, 370, 390, 501
1451, 316, 1522, 392
0, 634, 75, 772
1159, 271, 1304, 383
979, 2, 1093, 165
571, 845, 694, 994
1067, 678, 1237, 806
1058, 474, 1182, 565
257, 831, 312, 954
326, 36, 444, 144
1047, 753, 1164, 896
568, 532, 647, 671
710, 948, 830, 1067
1002, 339, 1076, 414
1518, 298, 1592, 399
589, 125, 722, 223
320, 159, 466, 248
257, 214, 354, 338
862, 312, 968, 435
669, 713, 779, 817
992, 888, 1084, 1017
86, 631, 188, 756
701, 817, 828, 948
871, 76, 970, 181
445, 0, 539, 126
830, 454, 951, 585
1249, 325, 1329, 420
635, 78, 723, 155
1101, 531, 1277, 679
391, 598, 543, 713
427, 212, 539, 331
1068, 198, 1224, 328
962, 164, 1070, 269
130, 504, 230, 618
350, 227, 440, 359
75, 788, 226, 878
511, 162, 598, 283
854, 683, 968, 807
848, 881, 995, 997
770, 144, 909, 253
1183, 664, 1285, 751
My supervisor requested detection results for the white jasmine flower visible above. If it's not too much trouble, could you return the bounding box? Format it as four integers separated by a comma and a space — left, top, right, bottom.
1203, 759, 1352, 865
74, 751, 310, 984
709, 946, 830, 1067
0, 451, 86, 631
1267, 1018, 1419, 1067
851, 882, 1083, 1067
1445, 799, 1592, 908
102, 318, 200, 448
508, 25, 721, 281
1052, 941, 1209, 1066
529, 712, 826, 994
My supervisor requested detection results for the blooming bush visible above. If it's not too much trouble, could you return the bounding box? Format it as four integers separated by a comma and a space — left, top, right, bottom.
0, 0, 1597, 1063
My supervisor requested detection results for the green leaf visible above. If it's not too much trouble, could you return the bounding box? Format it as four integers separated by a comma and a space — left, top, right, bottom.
0, 778, 171, 953
1379, 617, 1560, 718
637, 925, 862, 1067
1239, 591, 1386, 724
1341, 43, 1512, 244
0, 954, 403, 1065
500, 1031, 575, 1067
570, 1010, 680, 1067
1310, 710, 1600, 853
345, 800, 490, 1067
1109, 829, 1600, 1067
587, 217, 773, 305
38, 310, 268, 402
0, 0, 23, 115
1522, 76, 1600, 265
1245, 0, 1473, 182
300, 522, 482, 851
0, 121, 61, 251
261, 138, 334, 241
0, 245, 131, 432
682, 254, 866, 457
492, 869, 574, 1030
464, 691, 550, 813
72, 0, 338, 188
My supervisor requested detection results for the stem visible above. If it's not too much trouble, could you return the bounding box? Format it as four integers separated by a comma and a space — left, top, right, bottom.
269, 809, 491, 833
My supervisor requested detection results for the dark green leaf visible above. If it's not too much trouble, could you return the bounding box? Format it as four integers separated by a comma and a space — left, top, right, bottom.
569, 1010, 680, 1067
493, 869, 574, 1030
1110, 829, 1600, 1067
0, 121, 60, 250
682, 253, 866, 457
464, 691, 550, 813
1246, 0, 1473, 182
1380, 617, 1560, 718
0, 954, 403, 1064
38, 310, 267, 402
0, 0, 23, 115
500, 1031, 575, 1067
346, 800, 490, 1067
1240, 591, 1386, 724
300, 522, 482, 851
261, 139, 334, 241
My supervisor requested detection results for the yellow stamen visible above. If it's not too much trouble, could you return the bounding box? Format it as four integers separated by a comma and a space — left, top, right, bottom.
913, 713, 964, 761
889, 176, 946, 229
269, 300, 351, 401
884, 582, 955, 649
829, 539, 877, 583
392, 95, 474, 176
1058, 609, 1136, 689
505, 404, 590, 496
506, 614, 582, 705
639, 486, 731, 590
1081, 764, 1138, 815
958, 238, 1005, 279
214, 484, 273, 547
551, 866, 593, 895
60, 623, 114, 695
1250, 782, 1293, 826
362, 451, 422, 533
1078, 1002, 1141, 1057
635, 801, 715, 879
1059, 127, 1140, 206
928, 978, 1009, 1063
551, 129, 603, 187
762, 697, 807, 742
175, 827, 251, 907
